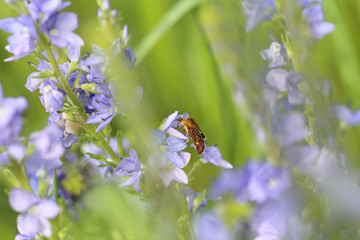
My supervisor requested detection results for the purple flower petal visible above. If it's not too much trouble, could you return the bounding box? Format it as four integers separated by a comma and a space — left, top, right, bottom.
195, 211, 231, 240
160, 170, 173, 187
202, 146, 233, 169
248, 163, 291, 203
171, 168, 188, 184
35, 200, 60, 219
7, 142, 26, 160
265, 69, 289, 92
165, 136, 187, 152
161, 111, 179, 131
9, 189, 38, 212
0, 152, 10, 168
113, 159, 136, 177
25, 72, 43, 92
334, 105, 360, 125
311, 21, 335, 39
166, 127, 188, 139
166, 151, 185, 167
150, 129, 166, 148
17, 213, 41, 237
179, 151, 191, 167
119, 171, 141, 187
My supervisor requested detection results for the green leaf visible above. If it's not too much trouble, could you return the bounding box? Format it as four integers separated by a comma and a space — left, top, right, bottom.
86, 152, 107, 162
35, 70, 53, 79
79, 83, 100, 94
134, 0, 209, 66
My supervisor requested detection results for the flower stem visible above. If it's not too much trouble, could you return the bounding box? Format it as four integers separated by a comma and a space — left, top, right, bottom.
187, 159, 203, 179
38, 32, 120, 163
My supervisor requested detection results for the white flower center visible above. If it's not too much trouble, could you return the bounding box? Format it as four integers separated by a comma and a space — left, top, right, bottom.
50, 28, 59, 36
21, 27, 30, 37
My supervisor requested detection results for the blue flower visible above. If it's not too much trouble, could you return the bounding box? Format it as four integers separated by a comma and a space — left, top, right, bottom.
0, 15, 37, 61
86, 94, 116, 132
194, 211, 232, 240
183, 187, 207, 212
210, 161, 261, 202
40, 12, 84, 49
25, 0, 71, 20
252, 194, 306, 240
161, 111, 189, 139
201, 145, 233, 169
26, 60, 53, 93
113, 149, 142, 193
260, 42, 289, 69
148, 129, 188, 168
39, 83, 65, 112
0, 85, 28, 145
9, 188, 60, 239
248, 163, 291, 203
60, 133, 77, 150
272, 111, 309, 146
333, 105, 360, 126
25, 125, 64, 176
83, 38, 121, 71
29, 125, 65, 160
302, 4, 335, 39
264, 69, 305, 111
148, 129, 190, 186
158, 151, 191, 186
241, 0, 276, 32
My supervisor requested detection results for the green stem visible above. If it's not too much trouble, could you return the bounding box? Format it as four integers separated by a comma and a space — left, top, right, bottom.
187, 159, 203, 179
38, 32, 120, 163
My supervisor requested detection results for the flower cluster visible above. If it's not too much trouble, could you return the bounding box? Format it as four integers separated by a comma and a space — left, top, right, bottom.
1, 0, 358, 239
148, 111, 232, 187
242, 0, 334, 38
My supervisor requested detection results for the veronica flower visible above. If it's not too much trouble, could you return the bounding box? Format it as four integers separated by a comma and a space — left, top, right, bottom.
39, 84, 65, 112
113, 149, 142, 192
210, 161, 260, 202
302, 4, 335, 39
0, 85, 28, 145
9, 188, 60, 239
183, 187, 207, 212
158, 151, 190, 186
260, 42, 289, 69
147, 128, 191, 186
0, 15, 38, 61
25, 125, 65, 175
272, 111, 309, 146
25, 0, 71, 20
40, 12, 84, 49
333, 104, 360, 126
241, 0, 276, 32
161, 111, 189, 139
248, 163, 291, 203
201, 145, 233, 169
148, 129, 188, 168
194, 211, 232, 240
86, 94, 117, 132
83, 38, 121, 73
252, 194, 306, 240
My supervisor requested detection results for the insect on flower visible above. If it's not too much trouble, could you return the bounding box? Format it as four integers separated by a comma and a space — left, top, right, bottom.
177, 117, 206, 155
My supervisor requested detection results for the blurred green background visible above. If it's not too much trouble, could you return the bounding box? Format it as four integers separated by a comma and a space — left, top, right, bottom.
1, 0, 360, 239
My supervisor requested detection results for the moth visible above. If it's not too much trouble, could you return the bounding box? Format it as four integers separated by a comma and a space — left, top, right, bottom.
177, 117, 205, 155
